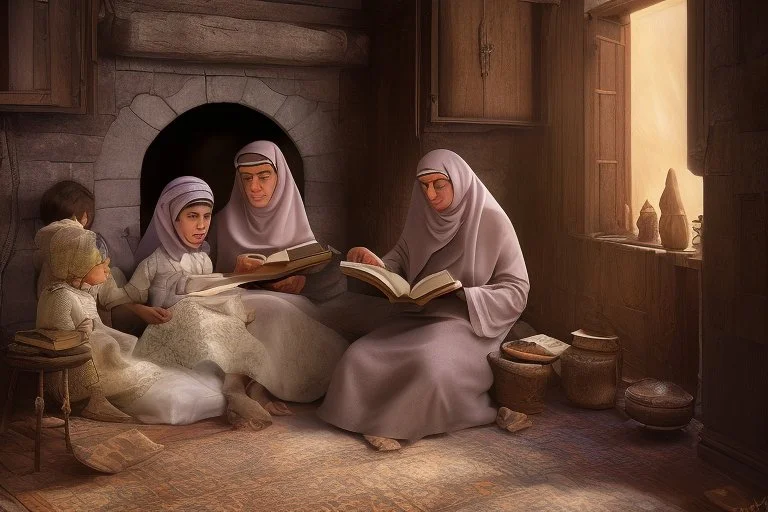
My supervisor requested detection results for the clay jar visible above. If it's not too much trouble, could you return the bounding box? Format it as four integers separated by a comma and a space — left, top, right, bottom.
658, 168, 689, 250
560, 331, 620, 410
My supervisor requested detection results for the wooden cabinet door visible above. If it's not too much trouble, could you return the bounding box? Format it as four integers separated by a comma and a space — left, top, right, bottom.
431, 0, 542, 125
485, 0, 534, 120
436, 0, 484, 118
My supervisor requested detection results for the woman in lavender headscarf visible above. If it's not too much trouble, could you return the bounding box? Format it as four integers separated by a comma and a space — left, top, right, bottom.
317, 149, 530, 451
130, 176, 348, 429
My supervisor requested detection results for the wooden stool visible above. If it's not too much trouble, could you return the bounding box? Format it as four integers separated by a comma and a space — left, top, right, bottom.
1, 350, 92, 472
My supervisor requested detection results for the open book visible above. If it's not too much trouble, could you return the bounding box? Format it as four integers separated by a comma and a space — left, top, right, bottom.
186, 241, 332, 297
340, 261, 462, 306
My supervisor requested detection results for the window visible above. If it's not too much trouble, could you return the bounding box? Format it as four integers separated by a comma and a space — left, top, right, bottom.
584, 0, 702, 241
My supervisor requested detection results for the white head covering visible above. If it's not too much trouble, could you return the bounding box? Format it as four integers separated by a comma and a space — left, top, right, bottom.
212, 140, 315, 272
49, 226, 105, 283
133, 176, 214, 264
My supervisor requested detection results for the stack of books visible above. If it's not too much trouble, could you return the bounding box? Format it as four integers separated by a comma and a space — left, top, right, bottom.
10, 329, 89, 358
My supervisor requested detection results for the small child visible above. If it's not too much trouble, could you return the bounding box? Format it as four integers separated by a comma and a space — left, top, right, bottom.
35, 180, 171, 333
38, 226, 225, 424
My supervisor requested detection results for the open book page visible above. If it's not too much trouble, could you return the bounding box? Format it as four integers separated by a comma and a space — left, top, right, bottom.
339, 262, 411, 298
185, 245, 332, 297
410, 270, 459, 300
240, 240, 324, 265
340, 262, 462, 305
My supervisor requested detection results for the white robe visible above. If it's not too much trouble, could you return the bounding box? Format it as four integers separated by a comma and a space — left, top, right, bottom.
36, 283, 225, 425
129, 247, 349, 403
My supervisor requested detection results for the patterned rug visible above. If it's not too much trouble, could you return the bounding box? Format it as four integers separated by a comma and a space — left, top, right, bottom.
0, 392, 750, 511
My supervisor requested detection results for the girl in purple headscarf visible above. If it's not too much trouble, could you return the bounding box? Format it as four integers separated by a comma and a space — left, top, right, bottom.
129, 176, 348, 430
317, 149, 530, 451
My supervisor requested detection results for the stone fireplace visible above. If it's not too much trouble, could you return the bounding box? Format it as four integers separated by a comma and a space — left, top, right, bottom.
0, 52, 366, 336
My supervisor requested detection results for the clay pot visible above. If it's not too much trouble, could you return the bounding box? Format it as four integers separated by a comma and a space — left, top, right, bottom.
659, 213, 689, 250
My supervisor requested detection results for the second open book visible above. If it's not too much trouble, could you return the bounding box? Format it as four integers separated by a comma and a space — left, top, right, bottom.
185, 241, 332, 296
340, 261, 462, 306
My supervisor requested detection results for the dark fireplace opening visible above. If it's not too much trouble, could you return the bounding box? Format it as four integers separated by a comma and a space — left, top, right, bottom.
140, 102, 304, 234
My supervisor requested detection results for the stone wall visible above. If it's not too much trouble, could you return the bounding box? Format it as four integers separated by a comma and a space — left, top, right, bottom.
0, 56, 365, 338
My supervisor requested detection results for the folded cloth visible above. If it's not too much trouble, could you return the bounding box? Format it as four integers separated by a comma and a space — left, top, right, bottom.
72, 428, 163, 473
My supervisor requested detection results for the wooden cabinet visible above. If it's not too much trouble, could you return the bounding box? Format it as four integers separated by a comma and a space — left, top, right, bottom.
0, 0, 96, 112
429, 0, 551, 126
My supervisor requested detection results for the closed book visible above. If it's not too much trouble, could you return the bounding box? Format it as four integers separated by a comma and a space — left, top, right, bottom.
14, 329, 86, 351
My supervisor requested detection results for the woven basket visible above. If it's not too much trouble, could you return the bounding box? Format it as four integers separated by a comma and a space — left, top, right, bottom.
624, 379, 694, 429
487, 351, 551, 414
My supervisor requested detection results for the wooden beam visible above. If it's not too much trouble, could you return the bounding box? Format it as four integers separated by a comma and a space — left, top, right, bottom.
587, 0, 667, 18
100, 11, 369, 67
114, 0, 366, 28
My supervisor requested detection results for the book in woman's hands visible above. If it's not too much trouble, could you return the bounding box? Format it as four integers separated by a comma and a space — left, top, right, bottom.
340, 261, 462, 306
186, 241, 332, 297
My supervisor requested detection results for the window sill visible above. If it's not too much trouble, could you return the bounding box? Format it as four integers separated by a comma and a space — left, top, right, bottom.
574, 233, 703, 270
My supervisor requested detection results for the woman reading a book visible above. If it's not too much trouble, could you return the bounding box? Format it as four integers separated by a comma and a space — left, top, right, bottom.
129, 176, 348, 429
318, 149, 530, 451
37, 225, 226, 425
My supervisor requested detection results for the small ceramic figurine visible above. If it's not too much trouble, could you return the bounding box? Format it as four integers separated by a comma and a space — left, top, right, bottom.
658, 168, 689, 250
636, 200, 660, 243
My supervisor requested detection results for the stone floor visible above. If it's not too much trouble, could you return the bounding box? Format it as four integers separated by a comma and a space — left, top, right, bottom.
0, 388, 763, 512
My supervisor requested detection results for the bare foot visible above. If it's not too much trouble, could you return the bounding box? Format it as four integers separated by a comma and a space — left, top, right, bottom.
363, 435, 401, 451
226, 393, 272, 431
246, 381, 294, 416
81, 393, 133, 423
496, 407, 532, 433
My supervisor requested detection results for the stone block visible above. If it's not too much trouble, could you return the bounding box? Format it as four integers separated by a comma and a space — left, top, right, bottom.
261, 78, 297, 96
289, 108, 337, 144
304, 181, 345, 207
17, 161, 94, 219
165, 76, 206, 115
1, 250, 37, 327
241, 78, 287, 118
303, 153, 346, 183
130, 94, 177, 131
295, 78, 340, 103
152, 73, 195, 99
94, 179, 141, 209
203, 65, 246, 77
274, 96, 318, 132
244, 67, 282, 79
206, 75, 247, 104
15, 132, 102, 163
90, 206, 140, 276
296, 124, 340, 156
97, 57, 116, 115
95, 108, 158, 180
11, 113, 116, 137
115, 71, 154, 109
702, 235, 736, 332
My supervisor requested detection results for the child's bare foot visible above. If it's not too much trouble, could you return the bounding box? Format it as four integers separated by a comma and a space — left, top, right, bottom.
226, 393, 272, 431
363, 435, 401, 451
496, 407, 532, 433
246, 381, 294, 416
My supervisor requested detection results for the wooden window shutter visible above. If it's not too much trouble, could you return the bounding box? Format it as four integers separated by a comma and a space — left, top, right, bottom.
584, 16, 629, 235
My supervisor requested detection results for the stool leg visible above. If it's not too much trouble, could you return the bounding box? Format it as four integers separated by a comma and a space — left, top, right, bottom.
62, 369, 72, 452
34, 370, 44, 472
1, 368, 19, 433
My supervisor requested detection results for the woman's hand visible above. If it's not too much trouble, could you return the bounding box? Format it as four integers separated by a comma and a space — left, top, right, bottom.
130, 303, 173, 324
264, 275, 306, 295
234, 255, 264, 274
347, 247, 385, 268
